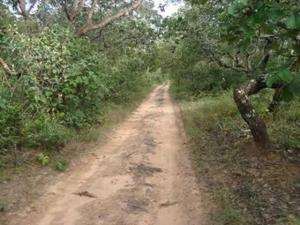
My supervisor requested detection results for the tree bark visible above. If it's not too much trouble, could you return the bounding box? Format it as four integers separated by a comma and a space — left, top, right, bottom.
233, 76, 270, 149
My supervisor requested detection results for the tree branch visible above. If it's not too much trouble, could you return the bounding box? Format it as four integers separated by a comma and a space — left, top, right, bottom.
208, 51, 249, 73
87, 0, 98, 23
76, 0, 142, 36
257, 50, 271, 72
0, 57, 15, 75
255, 37, 273, 72
28, 0, 38, 14
17, 0, 27, 18
69, 0, 85, 22
60, 0, 72, 21
15, 0, 39, 18
233, 77, 270, 149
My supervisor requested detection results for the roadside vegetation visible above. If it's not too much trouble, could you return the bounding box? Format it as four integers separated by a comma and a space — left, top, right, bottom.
178, 90, 299, 225
0, 0, 162, 170
158, 0, 300, 224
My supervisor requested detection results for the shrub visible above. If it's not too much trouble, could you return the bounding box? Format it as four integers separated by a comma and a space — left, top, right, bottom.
55, 159, 68, 172
36, 153, 50, 166
0, 24, 154, 160
24, 115, 72, 149
170, 63, 246, 99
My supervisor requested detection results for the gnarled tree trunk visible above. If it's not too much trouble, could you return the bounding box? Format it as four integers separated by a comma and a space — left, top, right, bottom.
233, 76, 270, 149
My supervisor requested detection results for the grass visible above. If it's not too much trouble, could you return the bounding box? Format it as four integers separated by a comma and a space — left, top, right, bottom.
176, 89, 300, 225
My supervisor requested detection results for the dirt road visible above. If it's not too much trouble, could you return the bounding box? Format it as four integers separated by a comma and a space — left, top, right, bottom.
8, 84, 207, 225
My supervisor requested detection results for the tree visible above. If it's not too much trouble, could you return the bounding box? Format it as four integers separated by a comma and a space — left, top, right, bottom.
5, 0, 144, 36
56, 0, 143, 36
223, 0, 300, 149
163, 0, 300, 149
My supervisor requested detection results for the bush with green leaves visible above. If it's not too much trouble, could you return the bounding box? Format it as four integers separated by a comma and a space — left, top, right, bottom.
36, 153, 50, 166
55, 159, 68, 172
0, 23, 155, 158
168, 61, 246, 99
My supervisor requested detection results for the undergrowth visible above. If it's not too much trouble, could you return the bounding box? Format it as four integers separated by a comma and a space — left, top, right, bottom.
0, 79, 153, 178
176, 89, 300, 225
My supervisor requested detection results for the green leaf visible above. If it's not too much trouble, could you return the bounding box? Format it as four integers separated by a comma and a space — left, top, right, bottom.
269, 6, 284, 20
0, 98, 6, 109
266, 73, 280, 87
286, 13, 300, 30
228, 5, 236, 16
55, 160, 68, 172
238, 0, 248, 7
278, 69, 293, 83
268, 69, 293, 87
289, 74, 300, 96
281, 86, 294, 102
36, 153, 50, 166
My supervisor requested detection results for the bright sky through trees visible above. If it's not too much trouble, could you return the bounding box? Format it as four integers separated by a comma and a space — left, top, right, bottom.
154, 0, 184, 17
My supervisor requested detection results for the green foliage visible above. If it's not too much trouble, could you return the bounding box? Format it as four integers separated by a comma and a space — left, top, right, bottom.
169, 62, 246, 99
286, 13, 300, 30
24, 115, 72, 149
161, 6, 299, 216
36, 153, 50, 166
267, 69, 294, 87
222, 0, 300, 94
268, 98, 300, 150
163, 0, 300, 103
0, 11, 158, 162
55, 159, 68, 172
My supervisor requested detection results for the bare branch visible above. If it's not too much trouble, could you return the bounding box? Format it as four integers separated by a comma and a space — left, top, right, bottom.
253, 37, 273, 73
257, 50, 271, 72
76, 0, 142, 36
245, 51, 252, 72
60, 0, 72, 21
87, 0, 98, 24
208, 50, 249, 74
17, 0, 27, 18
0, 57, 15, 75
28, 0, 39, 14
14, 0, 39, 18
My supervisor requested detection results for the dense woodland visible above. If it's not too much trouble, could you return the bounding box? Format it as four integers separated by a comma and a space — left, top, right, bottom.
0, 0, 299, 224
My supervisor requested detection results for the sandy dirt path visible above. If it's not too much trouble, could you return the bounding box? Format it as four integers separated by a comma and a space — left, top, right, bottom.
7, 84, 207, 225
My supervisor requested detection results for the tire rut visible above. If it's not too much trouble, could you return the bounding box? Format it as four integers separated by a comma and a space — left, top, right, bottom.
7, 84, 208, 225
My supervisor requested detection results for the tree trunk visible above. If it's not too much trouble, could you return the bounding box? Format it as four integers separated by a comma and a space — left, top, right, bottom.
233, 76, 270, 149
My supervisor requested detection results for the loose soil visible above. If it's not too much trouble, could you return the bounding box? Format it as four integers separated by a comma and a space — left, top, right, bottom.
4, 84, 209, 225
